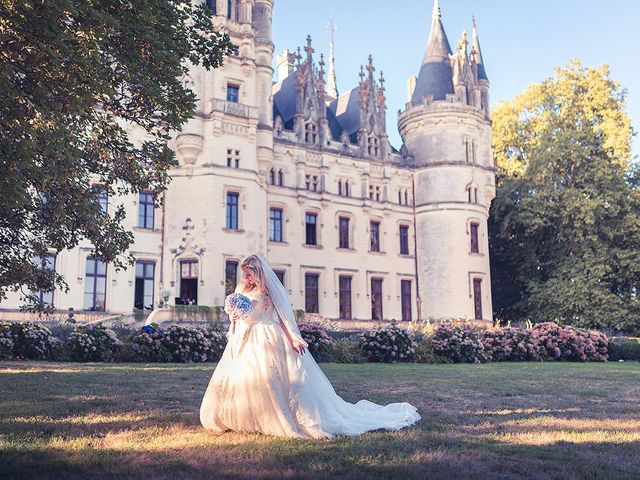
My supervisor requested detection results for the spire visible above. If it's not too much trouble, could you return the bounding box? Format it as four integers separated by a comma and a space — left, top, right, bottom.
423, 0, 452, 63
411, 0, 454, 104
326, 14, 338, 99
472, 16, 489, 81
433, 0, 441, 20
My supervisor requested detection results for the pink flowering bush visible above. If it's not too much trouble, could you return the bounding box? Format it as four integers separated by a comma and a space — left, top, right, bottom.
131, 324, 172, 362
431, 324, 487, 363
483, 328, 542, 362
162, 325, 226, 363
67, 324, 121, 362
3, 322, 62, 360
532, 322, 608, 362
358, 323, 416, 363
299, 323, 335, 361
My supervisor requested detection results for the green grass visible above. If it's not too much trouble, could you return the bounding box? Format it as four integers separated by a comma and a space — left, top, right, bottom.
0, 361, 639, 480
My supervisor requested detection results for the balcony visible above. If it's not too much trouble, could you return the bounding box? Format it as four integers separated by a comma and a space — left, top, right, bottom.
211, 99, 258, 119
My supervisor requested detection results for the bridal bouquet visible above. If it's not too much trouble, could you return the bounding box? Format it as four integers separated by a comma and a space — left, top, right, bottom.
224, 293, 253, 319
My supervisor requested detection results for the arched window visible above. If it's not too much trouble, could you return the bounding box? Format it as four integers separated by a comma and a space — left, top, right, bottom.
404, 190, 409, 205
338, 179, 342, 196
345, 181, 350, 197
269, 168, 275, 185
278, 169, 284, 186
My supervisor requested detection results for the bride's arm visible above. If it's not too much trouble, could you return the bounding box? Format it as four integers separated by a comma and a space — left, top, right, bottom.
276, 316, 306, 355
228, 280, 248, 334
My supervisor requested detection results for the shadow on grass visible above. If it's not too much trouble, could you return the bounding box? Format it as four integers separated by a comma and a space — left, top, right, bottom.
2, 431, 639, 480
1, 362, 640, 480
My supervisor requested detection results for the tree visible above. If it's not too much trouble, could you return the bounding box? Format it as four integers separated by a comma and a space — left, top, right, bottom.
0, 0, 236, 307
492, 60, 633, 179
489, 61, 640, 334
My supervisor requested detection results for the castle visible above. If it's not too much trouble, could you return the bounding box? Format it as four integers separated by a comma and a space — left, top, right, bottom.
1, 0, 495, 324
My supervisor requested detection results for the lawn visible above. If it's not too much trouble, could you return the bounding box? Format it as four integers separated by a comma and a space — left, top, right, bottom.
0, 361, 639, 480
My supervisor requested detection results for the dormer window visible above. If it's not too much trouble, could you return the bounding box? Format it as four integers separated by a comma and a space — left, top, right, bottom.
274, 116, 284, 136
304, 122, 318, 144
367, 135, 379, 156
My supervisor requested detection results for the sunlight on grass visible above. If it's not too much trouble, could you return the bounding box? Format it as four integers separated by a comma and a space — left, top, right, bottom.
486, 430, 640, 446
5, 413, 151, 426
1, 361, 639, 480
464, 415, 640, 446
0, 367, 81, 374
468, 407, 582, 416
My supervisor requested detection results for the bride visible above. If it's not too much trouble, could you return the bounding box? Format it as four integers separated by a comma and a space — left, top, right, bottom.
199, 254, 421, 439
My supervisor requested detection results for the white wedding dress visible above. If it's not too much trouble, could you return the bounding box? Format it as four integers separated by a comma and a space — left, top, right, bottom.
200, 287, 421, 439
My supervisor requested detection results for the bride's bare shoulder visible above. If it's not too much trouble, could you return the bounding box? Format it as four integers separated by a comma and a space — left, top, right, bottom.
235, 279, 249, 294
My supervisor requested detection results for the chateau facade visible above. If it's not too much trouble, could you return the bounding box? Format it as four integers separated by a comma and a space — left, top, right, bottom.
1, 0, 496, 323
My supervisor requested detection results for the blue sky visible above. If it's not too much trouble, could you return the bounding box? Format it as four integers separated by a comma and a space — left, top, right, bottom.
272, 0, 638, 158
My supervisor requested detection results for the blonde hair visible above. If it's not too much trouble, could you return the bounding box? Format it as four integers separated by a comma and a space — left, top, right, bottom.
240, 255, 267, 293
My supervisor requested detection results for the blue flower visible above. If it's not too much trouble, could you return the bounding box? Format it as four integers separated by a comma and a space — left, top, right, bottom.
224, 293, 253, 317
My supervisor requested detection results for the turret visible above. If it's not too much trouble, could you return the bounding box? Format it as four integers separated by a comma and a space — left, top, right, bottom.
252, 0, 275, 172
398, 1, 495, 322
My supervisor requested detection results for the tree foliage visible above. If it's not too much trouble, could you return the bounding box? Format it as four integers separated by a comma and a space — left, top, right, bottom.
492, 60, 633, 179
0, 0, 236, 306
489, 61, 640, 334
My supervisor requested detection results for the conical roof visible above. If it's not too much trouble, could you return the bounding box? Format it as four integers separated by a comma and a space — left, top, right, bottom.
472, 21, 488, 81
411, 0, 454, 104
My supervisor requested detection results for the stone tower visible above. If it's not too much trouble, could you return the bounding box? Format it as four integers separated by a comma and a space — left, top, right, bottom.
398, 0, 495, 321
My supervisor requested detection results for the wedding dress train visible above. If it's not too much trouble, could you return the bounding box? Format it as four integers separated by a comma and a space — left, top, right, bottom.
199, 288, 421, 439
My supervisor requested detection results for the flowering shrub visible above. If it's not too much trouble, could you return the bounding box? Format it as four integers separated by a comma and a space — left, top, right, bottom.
358, 323, 416, 363
131, 324, 172, 362
0, 323, 15, 360
483, 328, 541, 362
432, 324, 487, 363
162, 325, 226, 363
532, 322, 608, 362
4, 322, 62, 360
299, 323, 335, 361
67, 324, 121, 362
